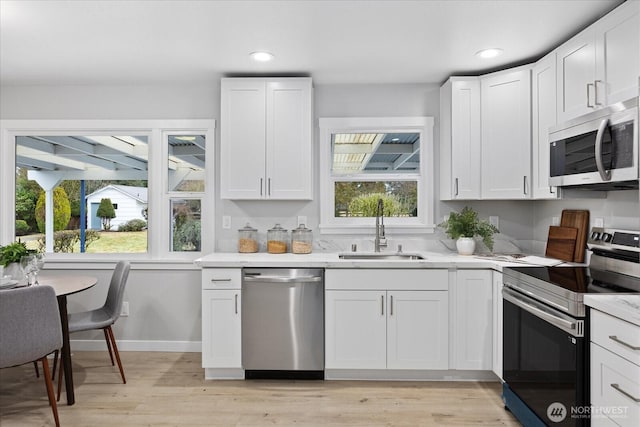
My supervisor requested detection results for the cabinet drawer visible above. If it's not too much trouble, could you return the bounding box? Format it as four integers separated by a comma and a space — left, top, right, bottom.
202, 268, 241, 290
591, 343, 640, 427
325, 269, 448, 291
591, 309, 640, 366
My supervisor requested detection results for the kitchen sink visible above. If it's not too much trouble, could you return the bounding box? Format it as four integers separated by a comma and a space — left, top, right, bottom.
338, 253, 425, 260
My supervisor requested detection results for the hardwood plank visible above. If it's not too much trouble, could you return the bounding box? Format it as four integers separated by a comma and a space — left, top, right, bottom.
0, 352, 519, 426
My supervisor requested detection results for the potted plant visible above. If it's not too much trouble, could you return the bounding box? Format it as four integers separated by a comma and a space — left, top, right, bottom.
440, 206, 499, 255
0, 240, 36, 278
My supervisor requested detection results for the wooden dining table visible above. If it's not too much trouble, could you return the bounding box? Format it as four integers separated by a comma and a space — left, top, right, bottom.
37, 274, 98, 406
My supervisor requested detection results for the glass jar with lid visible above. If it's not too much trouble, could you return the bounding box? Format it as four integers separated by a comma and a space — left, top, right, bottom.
291, 224, 313, 254
238, 223, 259, 253
267, 224, 288, 254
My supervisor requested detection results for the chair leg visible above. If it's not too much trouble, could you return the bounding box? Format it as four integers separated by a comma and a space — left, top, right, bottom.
104, 328, 115, 366
106, 326, 126, 384
56, 356, 63, 402
51, 350, 59, 381
40, 357, 60, 427
33, 361, 40, 378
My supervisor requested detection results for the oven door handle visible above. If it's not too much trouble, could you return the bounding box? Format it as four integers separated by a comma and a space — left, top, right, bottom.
503, 288, 583, 337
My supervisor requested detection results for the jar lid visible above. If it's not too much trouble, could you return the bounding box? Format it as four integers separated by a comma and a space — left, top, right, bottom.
268, 223, 287, 232
238, 223, 257, 232
293, 224, 311, 232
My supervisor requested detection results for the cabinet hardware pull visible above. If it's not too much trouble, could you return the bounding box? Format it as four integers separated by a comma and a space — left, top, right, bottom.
549, 186, 555, 194
454, 178, 459, 196
381, 295, 384, 316
587, 83, 594, 108
611, 383, 640, 402
260, 178, 263, 196
594, 80, 603, 106
235, 294, 238, 314
608, 335, 640, 350
211, 278, 232, 282
523, 176, 528, 195
268, 178, 271, 196
390, 295, 394, 316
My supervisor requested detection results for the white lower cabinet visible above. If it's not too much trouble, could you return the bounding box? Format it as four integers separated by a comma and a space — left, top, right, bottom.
450, 269, 493, 370
201, 268, 242, 375
325, 269, 449, 371
491, 271, 503, 380
590, 309, 640, 427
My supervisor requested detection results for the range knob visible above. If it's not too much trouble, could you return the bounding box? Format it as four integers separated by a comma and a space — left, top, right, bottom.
590, 231, 601, 240
602, 233, 612, 242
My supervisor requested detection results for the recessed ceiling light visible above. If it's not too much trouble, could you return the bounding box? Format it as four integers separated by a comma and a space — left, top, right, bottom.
250, 51, 275, 62
475, 48, 504, 59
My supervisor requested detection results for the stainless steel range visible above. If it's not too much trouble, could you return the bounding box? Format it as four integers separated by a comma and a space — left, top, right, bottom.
502, 228, 640, 427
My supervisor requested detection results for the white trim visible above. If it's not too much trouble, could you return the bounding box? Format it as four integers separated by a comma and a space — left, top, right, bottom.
70, 339, 201, 353
0, 119, 215, 261
324, 369, 499, 381
318, 116, 435, 234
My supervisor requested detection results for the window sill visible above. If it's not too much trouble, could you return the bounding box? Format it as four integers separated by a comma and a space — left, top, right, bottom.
318, 223, 436, 235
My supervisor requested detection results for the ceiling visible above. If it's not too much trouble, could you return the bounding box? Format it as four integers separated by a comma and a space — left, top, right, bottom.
0, 0, 625, 86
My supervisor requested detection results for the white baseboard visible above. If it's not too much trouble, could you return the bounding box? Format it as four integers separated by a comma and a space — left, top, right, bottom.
69, 339, 201, 353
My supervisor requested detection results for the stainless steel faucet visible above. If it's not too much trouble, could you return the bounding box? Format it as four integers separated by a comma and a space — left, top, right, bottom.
375, 198, 387, 252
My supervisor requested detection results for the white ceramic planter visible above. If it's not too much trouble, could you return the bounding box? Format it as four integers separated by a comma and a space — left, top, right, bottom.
456, 237, 476, 255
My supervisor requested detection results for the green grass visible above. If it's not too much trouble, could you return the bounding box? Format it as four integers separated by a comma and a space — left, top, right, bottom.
22, 231, 147, 253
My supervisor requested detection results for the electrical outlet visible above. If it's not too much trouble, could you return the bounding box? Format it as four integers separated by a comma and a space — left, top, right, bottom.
222, 216, 231, 229
552, 216, 560, 226
120, 301, 129, 317
297, 216, 307, 226
489, 216, 499, 229
594, 218, 604, 228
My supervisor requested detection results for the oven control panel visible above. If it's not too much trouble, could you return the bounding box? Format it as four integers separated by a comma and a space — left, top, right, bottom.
588, 227, 640, 252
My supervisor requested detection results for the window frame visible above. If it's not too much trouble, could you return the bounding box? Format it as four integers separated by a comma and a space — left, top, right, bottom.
318, 116, 435, 234
0, 119, 215, 263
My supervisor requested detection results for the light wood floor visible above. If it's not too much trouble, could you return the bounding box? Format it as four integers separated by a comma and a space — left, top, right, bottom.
0, 352, 520, 426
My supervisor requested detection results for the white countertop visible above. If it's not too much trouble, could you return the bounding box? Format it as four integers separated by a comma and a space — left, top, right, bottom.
584, 294, 640, 327
194, 251, 565, 271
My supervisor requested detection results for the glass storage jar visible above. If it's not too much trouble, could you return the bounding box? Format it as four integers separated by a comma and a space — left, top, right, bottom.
291, 224, 313, 254
267, 224, 288, 254
238, 223, 258, 253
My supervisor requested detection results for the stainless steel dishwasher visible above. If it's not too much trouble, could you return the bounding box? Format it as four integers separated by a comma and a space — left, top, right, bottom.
242, 268, 324, 379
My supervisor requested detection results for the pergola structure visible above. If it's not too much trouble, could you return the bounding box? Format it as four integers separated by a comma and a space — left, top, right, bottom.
332, 132, 420, 173
15, 135, 205, 252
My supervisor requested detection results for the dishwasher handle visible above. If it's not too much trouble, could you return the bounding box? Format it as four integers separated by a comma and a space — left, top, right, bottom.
243, 275, 322, 283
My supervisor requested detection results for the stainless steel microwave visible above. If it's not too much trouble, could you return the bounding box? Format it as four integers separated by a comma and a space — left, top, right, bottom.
549, 97, 638, 189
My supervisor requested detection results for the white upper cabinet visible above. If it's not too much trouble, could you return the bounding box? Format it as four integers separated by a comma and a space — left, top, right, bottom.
557, 0, 639, 122
220, 78, 313, 200
532, 52, 560, 199
481, 67, 532, 199
439, 77, 481, 200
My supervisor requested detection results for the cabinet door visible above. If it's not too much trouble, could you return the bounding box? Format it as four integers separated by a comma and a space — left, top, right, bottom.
595, 0, 640, 106
532, 53, 560, 200
265, 79, 313, 199
556, 28, 597, 122
451, 79, 481, 200
220, 79, 267, 199
451, 270, 493, 370
481, 69, 532, 199
201, 289, 241, 368
325, 290, 386, 369
492, 272, 503, 380
387, 291, 448, 370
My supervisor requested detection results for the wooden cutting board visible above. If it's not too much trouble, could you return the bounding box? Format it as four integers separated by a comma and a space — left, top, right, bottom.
560, 210, 590, 263
545, 226, 578, 262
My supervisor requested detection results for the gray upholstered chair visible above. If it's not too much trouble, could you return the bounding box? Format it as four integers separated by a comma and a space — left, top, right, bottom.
56, 260, 130, 393
0, 285, 62, 427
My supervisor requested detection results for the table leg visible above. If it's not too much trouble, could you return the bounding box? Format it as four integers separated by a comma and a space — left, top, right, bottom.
57, 295, 75, 405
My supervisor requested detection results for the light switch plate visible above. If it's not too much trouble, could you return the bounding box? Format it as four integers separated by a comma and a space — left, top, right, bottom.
222, 216, 231, 229
489, 216, 499, 228
594, 218, 604, 228
552, 216, 560, 226
120, 301, 129, 317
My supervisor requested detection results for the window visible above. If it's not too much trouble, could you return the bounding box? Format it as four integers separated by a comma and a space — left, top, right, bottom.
319, 117, 435, 234
1, 119, 215, 261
